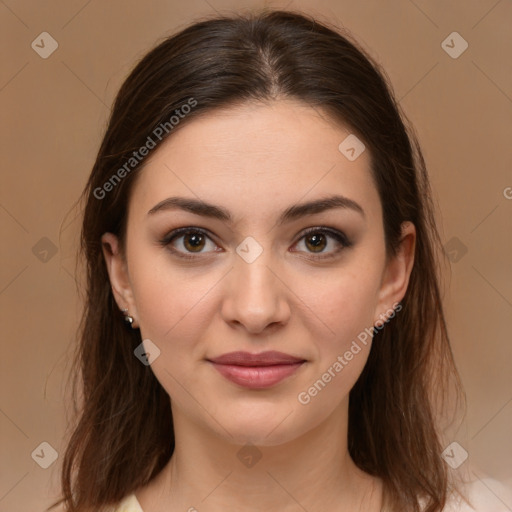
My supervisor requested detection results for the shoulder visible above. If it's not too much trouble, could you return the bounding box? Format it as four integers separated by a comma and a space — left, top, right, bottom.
108, 493, 143, 512
441, 476, 512, 512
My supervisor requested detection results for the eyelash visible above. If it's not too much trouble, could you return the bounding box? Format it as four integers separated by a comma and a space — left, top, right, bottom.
159, 226, 352, 261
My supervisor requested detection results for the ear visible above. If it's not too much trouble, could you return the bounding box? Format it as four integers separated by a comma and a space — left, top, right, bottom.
101, 232, 139, 328
373, 221, 416, 325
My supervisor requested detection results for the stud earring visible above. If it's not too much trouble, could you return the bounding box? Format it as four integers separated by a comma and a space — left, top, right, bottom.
121, 308, 135, 327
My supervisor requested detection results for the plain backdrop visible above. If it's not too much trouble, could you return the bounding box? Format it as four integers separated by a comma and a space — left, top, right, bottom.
0, 1, 511, 511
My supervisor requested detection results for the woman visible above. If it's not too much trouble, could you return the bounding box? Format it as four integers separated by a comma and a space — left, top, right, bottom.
50, 9, 501, 512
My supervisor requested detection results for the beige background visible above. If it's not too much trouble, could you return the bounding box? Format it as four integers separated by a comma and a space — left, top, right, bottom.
1, 0, 511, 510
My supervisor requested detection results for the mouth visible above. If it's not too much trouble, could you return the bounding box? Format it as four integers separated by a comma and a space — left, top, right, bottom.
206, 351, 307, 389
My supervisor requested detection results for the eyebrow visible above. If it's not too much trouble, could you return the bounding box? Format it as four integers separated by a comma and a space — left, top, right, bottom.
147, 194, 365, 224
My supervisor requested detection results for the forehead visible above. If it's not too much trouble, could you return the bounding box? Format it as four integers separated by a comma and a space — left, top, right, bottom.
128, 100, 381, 224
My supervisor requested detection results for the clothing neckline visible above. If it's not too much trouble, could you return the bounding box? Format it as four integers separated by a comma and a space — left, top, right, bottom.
133, 494, 143, 511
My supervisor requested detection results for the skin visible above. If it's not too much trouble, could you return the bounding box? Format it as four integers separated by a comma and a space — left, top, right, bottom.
102, 99, 416, 512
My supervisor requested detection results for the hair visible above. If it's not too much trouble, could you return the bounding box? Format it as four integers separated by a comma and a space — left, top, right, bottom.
50, 9, 466, 512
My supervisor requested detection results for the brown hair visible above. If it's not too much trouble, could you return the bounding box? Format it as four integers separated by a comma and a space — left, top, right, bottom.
51, 9, 465, 512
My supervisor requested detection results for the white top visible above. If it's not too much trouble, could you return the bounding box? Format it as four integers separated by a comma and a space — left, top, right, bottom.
111, 477, 512, 511
439, 476, 512, 511
110, 493, 142, 512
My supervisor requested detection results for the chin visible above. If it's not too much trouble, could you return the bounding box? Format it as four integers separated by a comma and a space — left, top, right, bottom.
211, 408, 307, 448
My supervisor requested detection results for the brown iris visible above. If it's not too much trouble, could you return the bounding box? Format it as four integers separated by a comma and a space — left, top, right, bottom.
183, 232, 206, 252
305, 232, 327, 253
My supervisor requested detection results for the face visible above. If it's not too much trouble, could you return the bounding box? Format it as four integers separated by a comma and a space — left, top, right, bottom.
102, 100, 415, 447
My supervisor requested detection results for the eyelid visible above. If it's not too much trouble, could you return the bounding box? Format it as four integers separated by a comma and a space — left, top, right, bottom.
159, 226, 213, 246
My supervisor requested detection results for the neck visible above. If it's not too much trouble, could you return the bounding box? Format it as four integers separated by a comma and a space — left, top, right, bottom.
136, 397, 382, 512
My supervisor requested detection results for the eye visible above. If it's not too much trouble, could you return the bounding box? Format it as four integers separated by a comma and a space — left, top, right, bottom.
292, 227, 352, 259
160, 226, 352, 261
159, 227, 220, 259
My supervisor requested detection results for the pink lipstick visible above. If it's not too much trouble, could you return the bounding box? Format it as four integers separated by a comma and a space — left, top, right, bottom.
207, 351, 306, 389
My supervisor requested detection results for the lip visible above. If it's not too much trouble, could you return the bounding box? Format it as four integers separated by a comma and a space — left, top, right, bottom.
207, 351, 306, 389
208, 350, 305, 366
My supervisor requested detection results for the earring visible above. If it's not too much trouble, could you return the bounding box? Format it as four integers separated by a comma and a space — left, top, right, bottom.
121, 308, 135, 327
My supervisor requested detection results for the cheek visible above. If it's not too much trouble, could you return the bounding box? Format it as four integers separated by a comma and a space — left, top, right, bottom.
126, 244, 214, 346
298, 263, 382, 348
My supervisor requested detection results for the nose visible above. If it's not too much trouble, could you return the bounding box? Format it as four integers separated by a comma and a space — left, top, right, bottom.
220, 254, 291, 335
